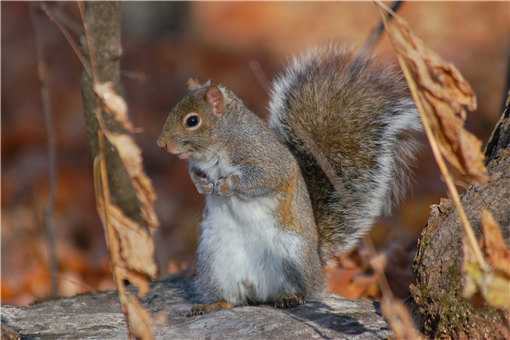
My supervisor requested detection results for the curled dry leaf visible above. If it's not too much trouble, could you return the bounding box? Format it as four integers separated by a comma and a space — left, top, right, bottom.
94, 82, 136, 133
94, 158, 158, 284
480, 209, 510, 277
125, 292, 155, 340
463, 211, 510, 310
105, 133, 159, 229
117, 267, 151, 297
381, 296, 424, 340
376, 1, 488, 185
92, 82, 159, 340
100, 201, 158, 280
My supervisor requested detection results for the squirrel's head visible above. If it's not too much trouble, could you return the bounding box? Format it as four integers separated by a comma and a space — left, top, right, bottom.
157, 80, 227, 161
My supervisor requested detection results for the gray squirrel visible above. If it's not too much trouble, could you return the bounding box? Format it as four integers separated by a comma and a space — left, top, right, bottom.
157, 45, 421, 315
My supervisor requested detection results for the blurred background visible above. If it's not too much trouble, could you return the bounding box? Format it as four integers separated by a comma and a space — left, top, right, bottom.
2, 2, 509, 305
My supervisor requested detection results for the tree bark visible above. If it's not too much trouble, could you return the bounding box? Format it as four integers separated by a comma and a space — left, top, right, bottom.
80, 1, 146, 227
1, 277, 391, 340
411, 97, 510, 338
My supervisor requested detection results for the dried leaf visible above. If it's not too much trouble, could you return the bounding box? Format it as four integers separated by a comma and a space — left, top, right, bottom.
125, 292, 155, 340
481, 210, 510, 277
106, 133, 159, 229
118, 268, 151, 297
104, 203, 158, 279
463, 234, 510, 310
325, 254, 382, 299
97, 177, 157, 280
376, 2, 488, 185
94, 82, 136, 132
369, 253, 387, 274
381, 296, 424, 340
93, 152, 157, 339
463, 253, 510, 310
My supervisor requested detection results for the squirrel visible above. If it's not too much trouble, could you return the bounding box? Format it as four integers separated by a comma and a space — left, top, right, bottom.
157, 45, 421, 315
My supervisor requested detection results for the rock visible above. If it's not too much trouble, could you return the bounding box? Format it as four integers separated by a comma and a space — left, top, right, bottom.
2, 276, 391, 339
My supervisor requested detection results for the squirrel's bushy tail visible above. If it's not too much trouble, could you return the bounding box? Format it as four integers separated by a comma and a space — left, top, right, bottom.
268, 45, 422, 262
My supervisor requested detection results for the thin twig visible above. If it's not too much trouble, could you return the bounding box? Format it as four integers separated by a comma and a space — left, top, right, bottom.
376, 1, 488, 270
52, 4, 82, 35
249, 60, 271, 94
359, 0, 403, 56
41, 3, 90, 76
76, 2, 97, 80
484, 48, 510, 161
485, 91, 510, 162
361, 238, 424, 339
500, 47, 510, 114
30, 4, 59, 297
362, 239, 393, 298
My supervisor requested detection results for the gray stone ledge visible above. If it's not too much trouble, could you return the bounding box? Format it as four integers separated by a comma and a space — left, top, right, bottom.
1, 276, 391, 339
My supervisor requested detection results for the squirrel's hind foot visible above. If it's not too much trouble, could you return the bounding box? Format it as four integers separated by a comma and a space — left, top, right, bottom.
187, 300, 233, 316
272, 293, 305, 309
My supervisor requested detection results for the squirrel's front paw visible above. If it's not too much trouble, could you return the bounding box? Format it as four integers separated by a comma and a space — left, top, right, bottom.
214, 175, 240, 197
195, 179, 214, 195
192, 175, 214, 195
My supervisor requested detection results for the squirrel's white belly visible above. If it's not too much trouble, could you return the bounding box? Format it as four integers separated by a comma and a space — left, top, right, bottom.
197, 194, 304, 304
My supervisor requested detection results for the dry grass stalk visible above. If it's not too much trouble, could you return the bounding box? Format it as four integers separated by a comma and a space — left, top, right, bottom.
381, 297, 424, 340
375, 0, 488, 271
362, 239, 424, 339
30, 4, 59, 297
93, 153, 155, 340
40, 3, 90, 76
375, 0, 510, 314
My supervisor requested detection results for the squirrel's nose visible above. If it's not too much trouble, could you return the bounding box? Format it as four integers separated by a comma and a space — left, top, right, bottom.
157, 138, 179, 155
166, 142, 179, 154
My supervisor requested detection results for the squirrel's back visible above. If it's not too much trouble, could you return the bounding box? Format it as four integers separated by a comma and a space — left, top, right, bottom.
268, 45, 421, 261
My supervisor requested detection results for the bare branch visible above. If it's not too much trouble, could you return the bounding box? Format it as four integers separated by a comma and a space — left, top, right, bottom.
359, 1, 404, 56
30, 3, 59, 298
249, 60, 271, 94
41, 3, 90, 76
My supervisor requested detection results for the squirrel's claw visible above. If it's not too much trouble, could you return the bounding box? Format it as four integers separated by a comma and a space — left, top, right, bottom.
187, 300, 233, 317
214, 175, 240, 197
272, 293, 305, 309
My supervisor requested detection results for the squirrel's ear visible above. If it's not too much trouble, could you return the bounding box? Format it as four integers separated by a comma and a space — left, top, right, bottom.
186, 78, 201, 91
205, 85, 224, 117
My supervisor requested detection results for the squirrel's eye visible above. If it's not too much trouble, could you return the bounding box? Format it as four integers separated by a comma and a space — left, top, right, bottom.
183, 113, 201, 130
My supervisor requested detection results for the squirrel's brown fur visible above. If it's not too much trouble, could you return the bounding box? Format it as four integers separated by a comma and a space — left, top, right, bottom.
269, 45, 421, 261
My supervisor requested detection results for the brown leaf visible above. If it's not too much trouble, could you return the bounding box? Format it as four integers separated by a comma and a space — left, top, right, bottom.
106, 133, 159, 229
125, 292, 155, 340
94, 82, 159, 228
377, 2, 488, 185
95, 180, 157, 281
381, 296, 424, 340
118, 268, 151, 297
481, 210, 510, 277
369, 253, 387, 275
463, 234, 510, 310
94, 82, 136, 132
